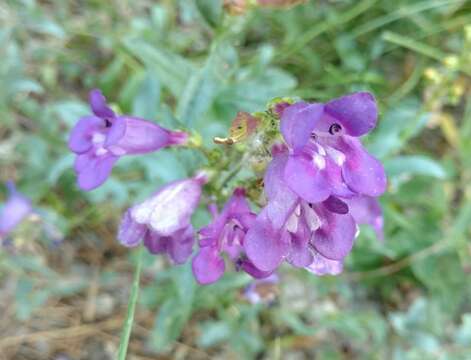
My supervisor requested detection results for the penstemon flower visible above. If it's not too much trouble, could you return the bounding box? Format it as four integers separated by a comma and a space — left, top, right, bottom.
118, 173, 207, 264
245, 92, 386, 274
192, 188, 270, 285
279, 92, 387, 203
244, 151, 357, 272
0, 181, 32, 239
68, 89, 188, 191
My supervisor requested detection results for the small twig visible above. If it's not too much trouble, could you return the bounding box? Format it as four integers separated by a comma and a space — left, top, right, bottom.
217, 159, 245, 191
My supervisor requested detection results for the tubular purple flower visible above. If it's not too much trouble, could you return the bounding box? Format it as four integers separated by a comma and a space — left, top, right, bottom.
280, 92, 387, 201
0, 182, 32, 239
245, 153, 357, 273
117, 173, 206, 264
68, 89, 188, 191
192, 188, 266, 285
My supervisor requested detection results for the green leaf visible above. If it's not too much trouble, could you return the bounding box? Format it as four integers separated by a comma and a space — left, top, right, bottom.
150, 263, 196, 352
412, 254, 467, 313
197, 321, 232, 347
47, 153, 75, 185
123, 39, 194, 96
132, 69, 161, 119
176, 57, 219, 126
194, 0, 223, 28
215, 68, 297, 117
367, 98, 429, 158
151, 298, 191, 351
384, 155, 448, 180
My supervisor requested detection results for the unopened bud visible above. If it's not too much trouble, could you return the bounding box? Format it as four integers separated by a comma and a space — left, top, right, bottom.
214, 112, 260, 145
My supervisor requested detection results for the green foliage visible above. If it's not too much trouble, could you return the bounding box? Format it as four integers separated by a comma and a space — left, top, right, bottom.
1, 0, 471, 359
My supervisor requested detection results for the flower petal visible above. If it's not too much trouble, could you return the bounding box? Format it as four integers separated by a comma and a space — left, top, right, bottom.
311, 205, 356, 260
143, 231, 167, 254
284, 154, 331, 203
75, 153, 119, 191
287, 225, 313, 268
131, 177, 203, 236
118, 210, 147, 247
344, 196, 384, 240
192, 247, 225, 285
338, 137, 387, 197
89, 89, 115, 119
322, 155, 356, 198
281, 102, 324, 152
323, 92, 377, 136
264, 154, 299, 229
104, 117, 126, 148
68, 116, 103, 154
238, 259, 274, 279
168, 226, 195, 264
322, 196, 349, 214
107, 116, 185, 155
244, 210, 290, 272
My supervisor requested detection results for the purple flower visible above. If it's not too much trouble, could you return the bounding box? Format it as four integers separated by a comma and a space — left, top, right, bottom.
280, 92, 387, 202
69, 89, 188, 191
244, 153, 357, 273
192, 188, 270, 285
117, 173, 206, 264
243, 93, 387, 276
0, 182, 32, 239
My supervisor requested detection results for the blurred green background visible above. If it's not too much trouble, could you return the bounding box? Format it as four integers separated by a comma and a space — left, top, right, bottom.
1, 0, 471, 359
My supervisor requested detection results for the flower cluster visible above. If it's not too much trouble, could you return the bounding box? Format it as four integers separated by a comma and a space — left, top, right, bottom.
69, 90, 386, 285
245, 92, 386, 276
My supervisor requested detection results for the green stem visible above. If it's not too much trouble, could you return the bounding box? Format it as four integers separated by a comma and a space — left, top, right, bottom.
216, 158, 245, 191
117, 245, 144, 360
